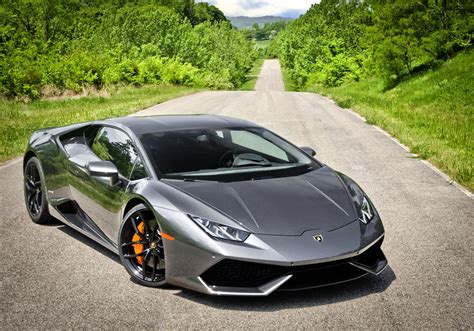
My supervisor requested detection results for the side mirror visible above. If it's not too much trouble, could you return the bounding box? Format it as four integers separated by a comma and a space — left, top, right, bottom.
300, 146, 316, 157
85, 161, 119, 186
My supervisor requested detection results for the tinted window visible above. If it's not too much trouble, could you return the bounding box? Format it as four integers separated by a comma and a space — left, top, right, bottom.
130, 158, 147, 181
92, 127, 146, 180
140, 127, 318, 181
231, 130, 289, 161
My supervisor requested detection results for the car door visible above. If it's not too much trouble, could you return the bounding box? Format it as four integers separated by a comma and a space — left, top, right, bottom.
68, 126, 147, 243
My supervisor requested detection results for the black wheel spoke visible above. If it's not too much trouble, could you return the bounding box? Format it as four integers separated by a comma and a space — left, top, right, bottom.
131, 217, 144, 239
35, 192, 41, 208
32, 201, 39, 215
28, 164, 34, 178
151, 255, 157, 280
142, 250, 150, 280
29, 198, 35, 213
28, 193, 34, 206
25, 177, 35, 190
28, 193, 37, 215
121, 240, 147, 247
123, 249, 148, 259
139, 212, 151, 236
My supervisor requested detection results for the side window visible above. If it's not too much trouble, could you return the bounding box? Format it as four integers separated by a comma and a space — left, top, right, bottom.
130, 158, 147, 181
91, 127, 146, 180
230, 130, 289, 161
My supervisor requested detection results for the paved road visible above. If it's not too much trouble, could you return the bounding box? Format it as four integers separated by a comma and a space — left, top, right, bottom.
254, 59, 285, 91
1, 60, 473, 329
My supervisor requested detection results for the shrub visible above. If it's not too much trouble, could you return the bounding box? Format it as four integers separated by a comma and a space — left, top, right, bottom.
1, 1, 256, 98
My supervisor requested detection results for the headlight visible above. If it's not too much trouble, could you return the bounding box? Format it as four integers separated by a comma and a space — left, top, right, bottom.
359, 196, 374, 224
190, 216, 250, 242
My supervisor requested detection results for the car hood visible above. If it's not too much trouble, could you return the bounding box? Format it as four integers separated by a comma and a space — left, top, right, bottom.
163, 167, 357, 235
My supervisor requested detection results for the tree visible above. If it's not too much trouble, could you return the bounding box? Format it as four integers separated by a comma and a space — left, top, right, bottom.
191, 2, 228, 26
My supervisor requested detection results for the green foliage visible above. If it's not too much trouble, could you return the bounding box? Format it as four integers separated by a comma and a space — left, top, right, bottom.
371, 0, 473, 85
275, 0, 473, 190
191, 2, 227, 25
315, 51, 474, 191
240, 58, 265, 90
0, 0, 256, 99
276, 0, 473, 89
228, 16, 293, 30
242, 21, 290, 41
276, 0, 370, 89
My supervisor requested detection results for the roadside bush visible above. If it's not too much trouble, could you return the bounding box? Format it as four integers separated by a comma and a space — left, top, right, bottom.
159, 58, 200, 86
104, 59, 139, 85
318, 54, 364, 87
0, 46, 43, 98
276, 0, 473, 90
0, 1, 256, 98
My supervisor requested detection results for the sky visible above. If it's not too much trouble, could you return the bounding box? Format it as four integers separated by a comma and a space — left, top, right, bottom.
195, 0, 318, 18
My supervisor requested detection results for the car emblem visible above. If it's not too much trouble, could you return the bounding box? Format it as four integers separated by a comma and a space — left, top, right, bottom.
313, 234, 323, 242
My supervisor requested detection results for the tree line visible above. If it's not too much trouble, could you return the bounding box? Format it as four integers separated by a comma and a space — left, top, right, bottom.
273, 0, 472, 89
241, 21, 290, 41
0, 0, 256, 99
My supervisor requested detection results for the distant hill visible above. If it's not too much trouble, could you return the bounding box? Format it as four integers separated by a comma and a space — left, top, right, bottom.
228, 16, 293, 29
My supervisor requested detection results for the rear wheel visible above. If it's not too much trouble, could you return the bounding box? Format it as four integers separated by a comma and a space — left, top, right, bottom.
118, 204, 167, 287
24, 157, 53, 224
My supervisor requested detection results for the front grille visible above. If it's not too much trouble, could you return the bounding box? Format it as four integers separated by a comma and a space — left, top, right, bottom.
278, 262, 366, 290
201, 237, 385, 290
201, 259, 286, 288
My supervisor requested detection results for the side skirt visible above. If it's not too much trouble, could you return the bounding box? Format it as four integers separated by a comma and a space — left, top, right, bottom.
50, 200, 119, 254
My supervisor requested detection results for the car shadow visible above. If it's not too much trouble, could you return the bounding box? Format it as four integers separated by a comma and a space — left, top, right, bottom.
175, 267, 396, 311
56, 220, 121, 264
54, 219, 182, 288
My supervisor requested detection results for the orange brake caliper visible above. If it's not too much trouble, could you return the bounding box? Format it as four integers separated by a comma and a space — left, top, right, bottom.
132, 222, 145, 264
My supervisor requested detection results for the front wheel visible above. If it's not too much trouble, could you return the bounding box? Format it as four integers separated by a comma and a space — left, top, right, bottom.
118, 204, 167, 287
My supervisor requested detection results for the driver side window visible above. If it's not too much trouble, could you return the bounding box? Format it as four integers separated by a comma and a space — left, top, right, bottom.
91, 127, 146, 180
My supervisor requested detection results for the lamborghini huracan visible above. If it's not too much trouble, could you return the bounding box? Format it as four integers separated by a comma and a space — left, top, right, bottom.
23, 114, 387, 296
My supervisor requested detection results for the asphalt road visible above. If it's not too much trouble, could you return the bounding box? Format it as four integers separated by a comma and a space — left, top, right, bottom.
1, 59, 473, 329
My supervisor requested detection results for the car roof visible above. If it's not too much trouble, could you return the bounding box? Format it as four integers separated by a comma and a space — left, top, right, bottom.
107, 114, 259, 135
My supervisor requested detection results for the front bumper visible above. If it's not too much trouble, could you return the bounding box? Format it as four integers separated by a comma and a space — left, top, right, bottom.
156, 208, 387, 296
198, 235, 387, 295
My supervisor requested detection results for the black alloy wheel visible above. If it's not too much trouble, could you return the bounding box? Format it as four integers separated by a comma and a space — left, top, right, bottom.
119, 204, 167, 287
24, 157, 52, 224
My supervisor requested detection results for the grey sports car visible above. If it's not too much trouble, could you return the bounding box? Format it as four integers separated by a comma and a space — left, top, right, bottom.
23, 114, 387, 296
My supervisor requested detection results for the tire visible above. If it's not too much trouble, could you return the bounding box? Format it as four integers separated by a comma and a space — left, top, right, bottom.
24, 156, 53, 224
118, 203, 167, 287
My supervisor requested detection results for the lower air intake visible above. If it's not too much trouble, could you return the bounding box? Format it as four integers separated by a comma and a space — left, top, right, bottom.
201, 237, 385, 290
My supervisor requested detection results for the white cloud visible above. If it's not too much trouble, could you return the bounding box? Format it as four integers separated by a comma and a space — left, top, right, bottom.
196, 0, 318, 18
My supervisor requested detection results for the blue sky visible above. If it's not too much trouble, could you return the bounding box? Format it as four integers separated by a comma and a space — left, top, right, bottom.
196, 0, 318, 18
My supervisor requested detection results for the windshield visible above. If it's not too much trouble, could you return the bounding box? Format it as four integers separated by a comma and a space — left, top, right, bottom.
140, 127, 319, 181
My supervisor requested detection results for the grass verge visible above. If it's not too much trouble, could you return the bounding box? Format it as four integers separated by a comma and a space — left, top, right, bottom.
312, 51, 473, 191
281, 67, 298, 92
240, 58, 265, 91
0, 84, 201, 162
254, 40, 271, 50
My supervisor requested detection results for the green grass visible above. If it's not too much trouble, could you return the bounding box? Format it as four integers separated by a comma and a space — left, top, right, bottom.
0, 84, 201, 162
240, 58, 265, 91
313, 51, 474, 191
282, 67, 298, 92
254, 40, 271, 50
